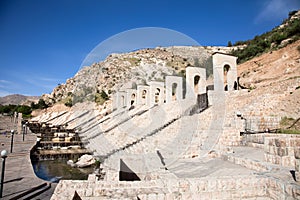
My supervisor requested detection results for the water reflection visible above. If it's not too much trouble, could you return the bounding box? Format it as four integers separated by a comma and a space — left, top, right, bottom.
31, 159, 94, 183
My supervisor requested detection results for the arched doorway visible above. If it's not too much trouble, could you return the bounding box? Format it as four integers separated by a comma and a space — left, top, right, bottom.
131, 93, 136, 105
142, 90, 147, 104
194, 75, 200, 94
172, 83, 177, 101
223, 64, 230, 91
155, 88, 160, 104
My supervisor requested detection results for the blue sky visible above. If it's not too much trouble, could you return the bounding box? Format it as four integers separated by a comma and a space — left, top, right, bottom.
0, 0, 299, 97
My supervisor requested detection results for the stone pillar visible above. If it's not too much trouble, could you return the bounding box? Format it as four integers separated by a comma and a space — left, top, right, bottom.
14, 112, 17, 123
17, 113, 22, 134
212, 53, 237, 92
137, 85, 150, 106
165, 76, 183, 103
112, 93, 117, 110
295, 147, 300, 171
149, 81, 165, 107
126, 89, 137, 108
116, 91, 127, 109
185, 67, 206, 99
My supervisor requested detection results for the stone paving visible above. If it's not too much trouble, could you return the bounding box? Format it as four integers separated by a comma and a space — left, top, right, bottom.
0, 115, 56, 200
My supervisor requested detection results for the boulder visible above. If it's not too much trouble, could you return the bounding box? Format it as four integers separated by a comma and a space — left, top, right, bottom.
76, 154, 96, 168
67, 160, 77, 168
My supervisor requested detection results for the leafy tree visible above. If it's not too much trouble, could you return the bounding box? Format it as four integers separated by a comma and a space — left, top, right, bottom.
227, 41, 232, 47
16, 105, 32, 115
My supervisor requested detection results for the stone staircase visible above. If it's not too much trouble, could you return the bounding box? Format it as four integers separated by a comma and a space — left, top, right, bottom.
85, 100, 195, 159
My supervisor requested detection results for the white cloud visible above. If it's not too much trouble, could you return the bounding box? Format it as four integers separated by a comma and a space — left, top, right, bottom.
0, 80, 12, 84
255, 0, 300, 24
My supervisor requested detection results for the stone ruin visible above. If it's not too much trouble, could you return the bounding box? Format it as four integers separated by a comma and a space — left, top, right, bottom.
45, 53, 300, 199
113, 53, 238, 109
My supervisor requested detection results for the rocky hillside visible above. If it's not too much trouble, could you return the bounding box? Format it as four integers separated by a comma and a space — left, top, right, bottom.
237, 39, 300, 119
42, 45, 237, 107
232, 10, 300, 63
40, 10, 299, 117
0, 94, 39, 106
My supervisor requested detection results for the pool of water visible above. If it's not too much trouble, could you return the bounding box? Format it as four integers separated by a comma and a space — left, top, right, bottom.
31, 159, 95, 183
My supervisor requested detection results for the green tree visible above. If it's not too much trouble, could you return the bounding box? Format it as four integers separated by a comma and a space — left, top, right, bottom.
37, 99, 48, 109
16, 105, 32, 115
227, 41, 232, 47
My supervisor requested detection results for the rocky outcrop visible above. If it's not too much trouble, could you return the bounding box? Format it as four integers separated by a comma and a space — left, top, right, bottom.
42, 46, 215, 107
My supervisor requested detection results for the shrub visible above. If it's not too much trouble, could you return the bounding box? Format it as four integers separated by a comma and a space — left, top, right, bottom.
31, 99, 49, 109
231, 15, 300, 63
280, 116, 295, 127
277, 129, 300, 134
64, 98, 73, 107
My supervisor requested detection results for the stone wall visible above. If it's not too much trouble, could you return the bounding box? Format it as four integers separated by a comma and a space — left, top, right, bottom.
244, 116, 281, 132
242, 133, 277, 149
51, 174, 300, 199
295, 147, 300, 173
264, 135, 300, 167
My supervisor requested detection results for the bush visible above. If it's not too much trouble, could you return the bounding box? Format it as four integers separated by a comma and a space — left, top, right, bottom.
277, 129, 300, 134
280, 116, 294, 127
64, 98, 73, 107
0, 104, 32, 117
16, 105, 31, 115
227, 41, 232, 47
95, 90, 109, 105
31, 99, 49, 109
231, 15, 300, 63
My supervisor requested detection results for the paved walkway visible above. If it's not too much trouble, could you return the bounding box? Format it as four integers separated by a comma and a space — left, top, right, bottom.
168, 157, 255, 178
0, 115, 56, 200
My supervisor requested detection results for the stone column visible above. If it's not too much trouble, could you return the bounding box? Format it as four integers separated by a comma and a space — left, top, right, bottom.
14, 112, 17, 123
17, 113, 22, 134
112, 93, 118, 110
294, 147, 300, 181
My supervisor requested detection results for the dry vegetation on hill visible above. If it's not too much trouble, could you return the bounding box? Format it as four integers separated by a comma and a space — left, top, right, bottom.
237, 40, 300, 130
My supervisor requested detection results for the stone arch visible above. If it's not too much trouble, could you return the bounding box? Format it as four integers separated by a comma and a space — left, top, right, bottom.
131, 93, 136, 105
137, 85, 150, 106
149, 81, 165, 106
155, 88, 160, 103
126, 89, 137, 108
172, 83, 177, 101
142, 90, 147, 99
165, 76, 183, 103
223, 64, 230, 91
186, 67, 206, 99
114, 91, 127, 109
194, 75, 200, 94
212, 53, 238, 92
